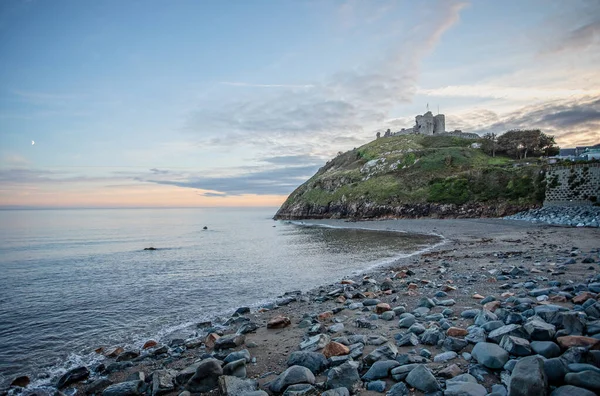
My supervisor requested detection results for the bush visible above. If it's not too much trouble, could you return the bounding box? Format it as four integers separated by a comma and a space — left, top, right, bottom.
428, 178, 471, 204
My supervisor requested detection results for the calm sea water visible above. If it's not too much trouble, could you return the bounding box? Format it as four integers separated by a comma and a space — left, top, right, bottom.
0, 208, 440, 388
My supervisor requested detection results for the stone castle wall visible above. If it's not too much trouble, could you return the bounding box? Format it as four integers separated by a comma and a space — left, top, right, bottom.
544, 163, 600, 206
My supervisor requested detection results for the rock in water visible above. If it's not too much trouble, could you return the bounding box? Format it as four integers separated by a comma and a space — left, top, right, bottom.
471, 342, 509, 369
269, 366, 315, 394
102, 381, 145, 396
218, 376, 258, 396
405, 365, 440, 393
57, 366, 90, 389
508, 355, 548, 396
186, 359, 223, 393
10, 376, 30, 388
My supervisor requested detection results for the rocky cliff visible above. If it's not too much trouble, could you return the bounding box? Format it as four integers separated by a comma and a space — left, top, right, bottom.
274, 135, 545, 220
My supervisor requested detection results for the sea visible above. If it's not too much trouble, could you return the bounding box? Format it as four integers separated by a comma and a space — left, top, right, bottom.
0, 207, 442, 389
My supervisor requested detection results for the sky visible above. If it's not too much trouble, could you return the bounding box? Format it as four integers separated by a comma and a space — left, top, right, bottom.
0, 0, 599, 208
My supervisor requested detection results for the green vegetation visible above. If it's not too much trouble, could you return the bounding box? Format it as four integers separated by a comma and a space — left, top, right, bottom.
281, 134, 547, 213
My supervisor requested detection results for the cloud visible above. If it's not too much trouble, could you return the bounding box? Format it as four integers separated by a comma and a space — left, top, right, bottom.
140, 164, 321, 196
1, 154, 30, 167
220, 82, 315, 89
451, 96, 600, 146
261, 155, 325, 166
186, 0, 468, 157
544, 20, 600, 54
416, 85, 600, 101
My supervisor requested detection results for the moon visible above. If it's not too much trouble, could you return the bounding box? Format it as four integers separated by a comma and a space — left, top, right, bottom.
31, 140, 35, 145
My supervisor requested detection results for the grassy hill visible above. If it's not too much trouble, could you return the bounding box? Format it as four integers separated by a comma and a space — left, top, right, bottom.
274, 134, 546, 219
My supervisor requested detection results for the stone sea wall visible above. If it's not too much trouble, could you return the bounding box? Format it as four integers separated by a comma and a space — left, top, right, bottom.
544, 163, 600, 207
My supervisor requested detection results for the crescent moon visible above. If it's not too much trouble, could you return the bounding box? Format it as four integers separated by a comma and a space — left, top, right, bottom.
32, 140, 35, 145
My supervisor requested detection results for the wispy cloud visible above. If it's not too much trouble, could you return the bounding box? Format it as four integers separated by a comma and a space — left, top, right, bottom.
416, 85, 600, 101
219, 82, 315, 89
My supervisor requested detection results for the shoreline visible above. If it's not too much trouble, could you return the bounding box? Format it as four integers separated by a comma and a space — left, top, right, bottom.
5, 218, 600, 396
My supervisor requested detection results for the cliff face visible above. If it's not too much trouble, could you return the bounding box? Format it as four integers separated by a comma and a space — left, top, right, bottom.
274, 135, 545, 220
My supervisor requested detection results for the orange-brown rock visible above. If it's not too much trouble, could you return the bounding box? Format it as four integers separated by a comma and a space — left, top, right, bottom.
395, 271, 408, 279
446, 327, 468, 337
336, 296, 346, 304
487, 278, 497, 283
318, 311, 334, 321
267, 315, 291, 329
142, 340, 158, 349
341, 279, 355, 285
364, 292, 376, 299
94, 347, 104, 354
557, 336, 600, 349
205, 333, 220, 349
258, 308, 270, 313
484, 301, 501, 312
384, 290, 393, 295
473, 294, 485, 300
375, 303, 392, 314
420, 279, 431, 284
501, 292, 515, 298
549, 295, 567, 303
573, 292, 595, 304
322, 341, 350, 358
104, 346, 124, 357
408, 283, 418, 290
441, 285, 456, 292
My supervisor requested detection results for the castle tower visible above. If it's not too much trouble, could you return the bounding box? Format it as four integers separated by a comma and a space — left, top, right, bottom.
433, 114, 445, 134
415, 111, 435, 135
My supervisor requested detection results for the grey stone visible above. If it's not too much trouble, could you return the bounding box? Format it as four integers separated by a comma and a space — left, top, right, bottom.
151, 370, 175, 396
396, 332, 419, 347
444, 382, 487, 396
446, 373, 478, 385
322, 388, 349, 396
386, 382, 409, 396
508, 355, 547, 396
362, 360, 400, 381
564, 370, 600, 392
465, 327, 486, 344
86, 378, 113, 395
471, 342, 509, 369
482, 321, 504, 333
364, 343, 398, 365
222, 359, 246, 378
175, 363, 201, 385
217, 376, 258, 396
544, 357, 568, 383
550, 385, 596, 396
282, 383, 319, 396
443, 336, 468, 352
398, 314, 416, 328
186, 359, 223, 393
499, 335, 531, 356
214, 334, 245, 350
524, 319, 556, 341
102, 381, 144, 396
530, 341, 560, 358
300, 334, 330, 352
567, 363, 600, 374
287, 351, 328, 374
405, 365, 440, 393
116, 351, 139, 362
390, 364, 420, 381
418, 297, 436, 308
269, 366, 315, 394
224, 349, 251, 364
488, 324, 526, 344
366, 380, 386, 392
408, 323, 425, 335
433, 351, 457, 362
420, 327, 445, 345
325, 361, 360, 392
475, 309, 498, 326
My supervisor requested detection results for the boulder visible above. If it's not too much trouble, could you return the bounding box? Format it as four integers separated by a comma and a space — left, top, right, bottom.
282, 383, 319, 396
471, 342, 509, 369
322, 388, 350, 396
363, 343, 398, 365
325, 361, 360, 392
186, 359, 223, 393
57, 366, 90, 389
557, 336, 600, 349
223, 359, 246, 378
214, 334, 245, 350
287, 351, 328, 374
152, 370, 176, 396
269, 366, 315, 394
531, 341, 560, 358
218, 376, 258, 396
390, 364, 420, 381
405, 365, 440, 393
386, 382, 409, 396
116, 351, 139, 362
564, 370, 600, 392
524, 319, 556, 341
362, 360, 400, 381
444, 381, 487, 396
499, 335, 531, 356
508, 355, 548, 396
447, 327, 468, 337
224, 349, 251, 364
488, 324, 526, 344
550, 385, 596, 396
102, 381, 144, 396
544, 357, 568, 383
86, 378, 113, 394
300, 334, 330, 352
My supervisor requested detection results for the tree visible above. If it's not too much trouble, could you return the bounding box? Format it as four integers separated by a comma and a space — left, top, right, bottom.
481, 133, 497, 157
496, 129, 558, 159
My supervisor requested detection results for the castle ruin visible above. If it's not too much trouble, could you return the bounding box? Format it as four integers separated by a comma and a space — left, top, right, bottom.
377, 109, 479, 140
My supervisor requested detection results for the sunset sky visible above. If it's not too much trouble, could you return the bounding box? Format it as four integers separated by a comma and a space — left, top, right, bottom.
1, 0, 599, 208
